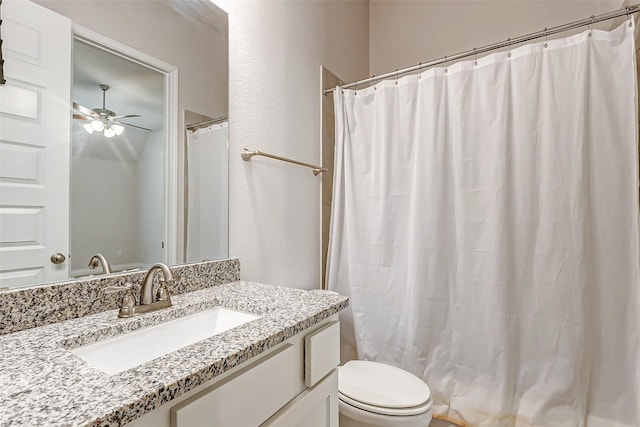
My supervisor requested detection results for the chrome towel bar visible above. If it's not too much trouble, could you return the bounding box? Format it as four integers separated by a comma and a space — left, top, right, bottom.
241, 148, 328, 175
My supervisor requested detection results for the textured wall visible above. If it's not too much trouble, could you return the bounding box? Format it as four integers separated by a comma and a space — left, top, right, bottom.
369, 0, 625, 76
227, 1, 369, 289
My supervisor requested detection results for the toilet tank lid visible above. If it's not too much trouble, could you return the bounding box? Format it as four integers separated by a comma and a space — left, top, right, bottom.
338, 360, 431, 409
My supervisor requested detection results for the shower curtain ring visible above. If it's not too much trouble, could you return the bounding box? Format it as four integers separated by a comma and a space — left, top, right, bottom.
588, 16, 594, 37
372, 75, 377, 90
418, 62, 422, 79
507, 38, 512, 58
354, 79, 358, 95
395, 69, 399, 85
544, 28, 548, 48
627, 6, 633, 27
444, 56, 448, 73
474, 48, 478, 66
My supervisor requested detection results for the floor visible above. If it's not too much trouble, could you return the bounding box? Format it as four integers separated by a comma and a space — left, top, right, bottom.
431, 418, 462, 427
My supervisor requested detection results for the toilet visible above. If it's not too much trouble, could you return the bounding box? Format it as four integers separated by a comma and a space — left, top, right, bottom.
338, 360, 433, 427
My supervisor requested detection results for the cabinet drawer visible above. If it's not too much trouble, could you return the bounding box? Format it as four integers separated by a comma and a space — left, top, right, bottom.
262, 369, 338, 427
171, 343, 299, 427
305, 321, 340, 387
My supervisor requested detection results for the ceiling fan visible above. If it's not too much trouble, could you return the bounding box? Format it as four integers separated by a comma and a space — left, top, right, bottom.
73, 84, 151, 137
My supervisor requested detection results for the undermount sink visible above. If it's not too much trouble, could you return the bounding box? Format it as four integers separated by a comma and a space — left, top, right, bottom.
71, 307, 260, 374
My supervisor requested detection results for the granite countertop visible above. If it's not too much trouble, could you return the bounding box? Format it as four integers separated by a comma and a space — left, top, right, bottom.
0, 281, 348, 426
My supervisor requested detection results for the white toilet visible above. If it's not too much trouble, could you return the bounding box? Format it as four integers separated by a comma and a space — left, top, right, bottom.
338, 360, 433, 427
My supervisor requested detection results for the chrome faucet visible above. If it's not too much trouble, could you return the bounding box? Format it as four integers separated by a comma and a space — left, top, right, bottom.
88, 253, 112, 274
105, 263, 180, 318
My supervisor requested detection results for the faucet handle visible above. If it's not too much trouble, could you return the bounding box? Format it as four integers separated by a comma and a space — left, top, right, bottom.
160, 274, 181, 287
157, 283, 171, 301
104, 283, 133, 294
104, 283, 136, 318
156, 274, 178, 302
167, 274, 181, 283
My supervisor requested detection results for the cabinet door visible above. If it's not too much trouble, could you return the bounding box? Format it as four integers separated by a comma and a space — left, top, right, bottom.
305, 321, 339, 387
171, 343, 302, 427
262, 370, 338, 427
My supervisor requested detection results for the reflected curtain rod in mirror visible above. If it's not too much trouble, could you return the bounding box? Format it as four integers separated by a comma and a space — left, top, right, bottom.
187, 115, 228, 132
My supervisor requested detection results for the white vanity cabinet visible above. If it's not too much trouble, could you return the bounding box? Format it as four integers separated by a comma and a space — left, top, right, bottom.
262, 370, 338, 427
126, 317, 340, 427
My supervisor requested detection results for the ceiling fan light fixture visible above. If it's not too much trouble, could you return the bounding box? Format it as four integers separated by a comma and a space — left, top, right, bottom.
91, 120, 105, 132
104, 126, 116, 138
74, 84, 148, 137
83, 123, 95, 134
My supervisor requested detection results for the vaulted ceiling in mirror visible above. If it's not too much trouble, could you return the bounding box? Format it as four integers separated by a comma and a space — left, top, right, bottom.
73, 41, 164, 132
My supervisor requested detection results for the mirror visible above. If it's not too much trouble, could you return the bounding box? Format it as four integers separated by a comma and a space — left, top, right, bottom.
184, 111, 229, 263
0, 0, 228, 289
70, 40, 166, 277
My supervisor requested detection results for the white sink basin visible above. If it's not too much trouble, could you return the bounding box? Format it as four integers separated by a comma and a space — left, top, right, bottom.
71, 307, 259, 374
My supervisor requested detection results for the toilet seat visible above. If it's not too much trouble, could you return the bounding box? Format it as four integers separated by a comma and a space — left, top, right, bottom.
339, 391, 432, 416
338, 360, 432, 417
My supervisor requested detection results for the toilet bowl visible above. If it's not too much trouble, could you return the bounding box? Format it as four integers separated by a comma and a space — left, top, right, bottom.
338, 360, 433, 427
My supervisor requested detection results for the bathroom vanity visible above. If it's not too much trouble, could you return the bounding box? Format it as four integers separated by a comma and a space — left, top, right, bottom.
0, 260, 348, 426
129, 311, 340, 427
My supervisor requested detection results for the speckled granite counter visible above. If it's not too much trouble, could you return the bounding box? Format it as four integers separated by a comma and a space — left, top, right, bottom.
1, 259, 240, 335
0, 281, 348, 426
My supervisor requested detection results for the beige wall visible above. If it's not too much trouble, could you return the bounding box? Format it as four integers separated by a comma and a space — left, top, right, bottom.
34, 0, 228, 263
228, 1, 369, 289
370, 0, 624, 76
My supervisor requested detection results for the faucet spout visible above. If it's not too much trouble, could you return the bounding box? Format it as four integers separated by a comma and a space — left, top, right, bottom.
88, 253, 112, 274
141, 263, 175, 305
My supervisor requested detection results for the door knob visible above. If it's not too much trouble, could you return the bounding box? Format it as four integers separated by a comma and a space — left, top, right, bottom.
50, 253, 66, 264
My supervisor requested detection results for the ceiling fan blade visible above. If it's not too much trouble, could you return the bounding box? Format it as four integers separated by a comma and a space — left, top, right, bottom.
115, 121, 152, 132
111, 114, 141, 119
73, 114, 93, 120
73, 102, 98, 118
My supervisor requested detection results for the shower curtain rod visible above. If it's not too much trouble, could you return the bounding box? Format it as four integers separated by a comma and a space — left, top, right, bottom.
186, 115, 228, 132
324, 4, 640, 95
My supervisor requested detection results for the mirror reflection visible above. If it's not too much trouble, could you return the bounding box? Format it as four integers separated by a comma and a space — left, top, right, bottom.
0, 0, 229, 289
71, 40, 166, 277
185, 112, 229, 263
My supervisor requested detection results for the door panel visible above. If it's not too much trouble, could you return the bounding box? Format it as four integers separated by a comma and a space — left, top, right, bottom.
0, 0, 71, 288
262, 370, 339, 427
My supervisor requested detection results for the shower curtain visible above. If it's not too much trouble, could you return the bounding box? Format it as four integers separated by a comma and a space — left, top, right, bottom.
186, 122, 228, 262
327, 22, 640, 426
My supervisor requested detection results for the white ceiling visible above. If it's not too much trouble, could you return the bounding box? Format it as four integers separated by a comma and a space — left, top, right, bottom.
73, 40, 165, 132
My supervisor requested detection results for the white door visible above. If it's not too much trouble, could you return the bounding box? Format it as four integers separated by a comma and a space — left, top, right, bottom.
0, 0, 71, 288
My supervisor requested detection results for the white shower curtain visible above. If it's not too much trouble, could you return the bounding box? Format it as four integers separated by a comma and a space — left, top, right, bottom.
186, 122, 229, 262
328, 23, 640, 427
